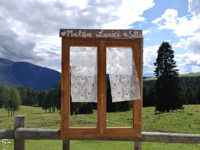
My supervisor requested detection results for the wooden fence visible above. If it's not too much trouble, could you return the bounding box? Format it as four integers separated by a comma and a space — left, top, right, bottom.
0, 115, 200, 150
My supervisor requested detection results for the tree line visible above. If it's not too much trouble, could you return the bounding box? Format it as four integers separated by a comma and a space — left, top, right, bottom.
0, 85, 61, 116
143, 76, 200, 107
1, 75, 200, 116
0, 82, 133, 116
0, 42, 199, 115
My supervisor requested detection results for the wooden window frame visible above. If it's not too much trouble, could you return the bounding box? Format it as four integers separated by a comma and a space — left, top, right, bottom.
60, 29, 143, 140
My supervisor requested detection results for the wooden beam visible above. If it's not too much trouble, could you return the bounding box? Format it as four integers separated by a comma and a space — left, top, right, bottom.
8, 129, 200, 144
134, 140, 142, 150
0, 130, 14, 139
140, 132, 200, 144
15, 128, 60, 140
14, 115, 25, 150
1, 128, 200, 144
63, 140, 70, 150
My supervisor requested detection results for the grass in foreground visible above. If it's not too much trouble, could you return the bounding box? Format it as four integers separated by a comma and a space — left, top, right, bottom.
0, 105, 200, 150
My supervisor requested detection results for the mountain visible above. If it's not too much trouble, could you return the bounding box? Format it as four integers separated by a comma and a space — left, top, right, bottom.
0, 58, 60, 91
143, 72, 155, 78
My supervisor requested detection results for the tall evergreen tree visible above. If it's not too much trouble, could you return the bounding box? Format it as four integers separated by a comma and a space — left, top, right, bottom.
38, 90, 48, 108
154, 42, 184, 112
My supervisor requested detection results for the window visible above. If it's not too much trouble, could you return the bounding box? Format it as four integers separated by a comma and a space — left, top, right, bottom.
60, 29, 142, 140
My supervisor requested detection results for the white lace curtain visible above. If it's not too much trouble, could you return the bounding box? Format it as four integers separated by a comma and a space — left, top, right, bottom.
70, 47, 141, 103
107, 47, 141, 102
70, 47, 97, 102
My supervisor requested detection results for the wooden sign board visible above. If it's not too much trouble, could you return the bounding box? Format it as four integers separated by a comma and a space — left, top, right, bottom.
60, 29, 143, 140
60, 29, 142, 39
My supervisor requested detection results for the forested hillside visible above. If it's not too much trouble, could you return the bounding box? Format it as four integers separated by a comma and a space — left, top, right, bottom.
143, 75, 200, 107
1, 68, 200, 115
0, 58, 60, 91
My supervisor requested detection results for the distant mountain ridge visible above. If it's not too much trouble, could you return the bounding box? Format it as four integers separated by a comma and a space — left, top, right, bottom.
0, 58, 60, 91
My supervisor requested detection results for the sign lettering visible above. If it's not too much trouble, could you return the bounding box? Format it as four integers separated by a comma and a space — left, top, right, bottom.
60, 29, 142, 39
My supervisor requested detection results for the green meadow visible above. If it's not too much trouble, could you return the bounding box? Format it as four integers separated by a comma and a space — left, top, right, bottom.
144, 72, 200, 81
0, 105, 200, 150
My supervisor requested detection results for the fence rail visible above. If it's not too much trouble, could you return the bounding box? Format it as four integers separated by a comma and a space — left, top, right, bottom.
1, 128, 200, 144
0, 115, 200, 150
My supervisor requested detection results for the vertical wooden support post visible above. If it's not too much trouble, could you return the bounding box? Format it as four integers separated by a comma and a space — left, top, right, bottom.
14, 115, 25, 150
134, 141, 142, 150
63, 140, 70, 150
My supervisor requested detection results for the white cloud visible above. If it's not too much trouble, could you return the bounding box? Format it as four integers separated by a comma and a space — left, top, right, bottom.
152, 3, 200, 58
143, 44, 200, 75
65, 0, 88, 9
174, 34, 200, 54
152, 9, 178, 29
103, 0, 155, 29
143, 30, 150, 35
152, 8, 200, 37
187, 35, 200, 54
189, 0, 200, 16
175, 53, 200, 73
0, 0, 155, 35
0, 15, 43, 63
0, 0, 155, 71
143, 45, 159, 74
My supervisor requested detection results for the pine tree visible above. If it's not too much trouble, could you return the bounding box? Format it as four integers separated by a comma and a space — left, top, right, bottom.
39, 90, 48, 109
154, 42, 184, 112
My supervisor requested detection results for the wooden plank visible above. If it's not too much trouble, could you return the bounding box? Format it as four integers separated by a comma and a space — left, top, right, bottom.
134, 141, 142, 150
14, 115, 25, 150
61, 38, 70, 139
104, 127, 137, 136
60, 29, 142, 39
14, 115, 25, 129
10, 128, 200, 144
63, 140, 70, 150
141, 132, 200, 144
15, 128, 60, 140
67, 128, 98, 135
0, 130, 14, 139
99, 39, 107, 135
132, 40, 142, 137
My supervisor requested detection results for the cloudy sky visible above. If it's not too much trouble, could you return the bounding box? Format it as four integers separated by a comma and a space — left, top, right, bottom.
0, 0, 200, 76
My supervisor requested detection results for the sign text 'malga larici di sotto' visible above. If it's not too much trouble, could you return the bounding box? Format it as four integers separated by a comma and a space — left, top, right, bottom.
60, 29, 143, 39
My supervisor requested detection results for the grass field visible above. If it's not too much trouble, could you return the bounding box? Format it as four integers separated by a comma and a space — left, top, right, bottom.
144, 72, 200, 81
180, 72, 200, 77
0, 105, 200, 150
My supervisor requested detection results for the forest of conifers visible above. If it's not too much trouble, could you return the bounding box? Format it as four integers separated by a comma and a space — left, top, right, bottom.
143, 76, 200, 107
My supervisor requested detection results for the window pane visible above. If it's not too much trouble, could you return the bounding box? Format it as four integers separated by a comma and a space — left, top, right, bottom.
106, 47, 140, 102
106, 47, 140, 127
70, 47, 97, 102
70, 46, 97, 127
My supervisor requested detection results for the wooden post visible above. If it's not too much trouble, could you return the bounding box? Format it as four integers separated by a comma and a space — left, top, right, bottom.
134, 141, 141, 150
14, 115, 25, 150
63, 140, 70, 150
